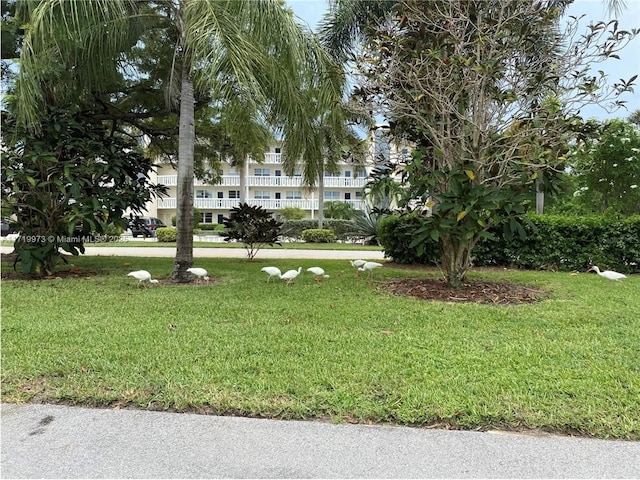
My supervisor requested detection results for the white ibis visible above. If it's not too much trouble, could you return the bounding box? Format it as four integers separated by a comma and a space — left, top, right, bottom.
127, 270, 158, 287
358, 261, 383, 279
350, 259, 367, 276
588, 266, 627, 282
280, 267, 302, 285
187, 267, 210, 284
261, 266, 282, 283
307, 267, 329, 282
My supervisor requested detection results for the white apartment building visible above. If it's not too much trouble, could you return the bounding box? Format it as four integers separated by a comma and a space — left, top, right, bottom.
145, 146, 371, 225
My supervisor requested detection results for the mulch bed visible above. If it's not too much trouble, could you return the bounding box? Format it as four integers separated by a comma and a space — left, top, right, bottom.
386, 277, 546, 305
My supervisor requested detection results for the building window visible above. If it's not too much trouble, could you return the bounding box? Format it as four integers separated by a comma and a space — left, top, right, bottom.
344, 192, 351, 200
324, 171, 341, 177
355, 169, 367, 178
217, 214, 224, 224
201, 212, 213, 223
286, 191, 302, 200
344, 170, 351, 178
254, 168, 270, 176
254, 191, 270, 199
229, 190, 240, 199
294, 169, 302, 177
355, 191, 363, 199
196, 189, 213, 198
275, 147, 281, 153
217, 191, 224, 199
228, 167, 239, 175
324, 191, 340, 200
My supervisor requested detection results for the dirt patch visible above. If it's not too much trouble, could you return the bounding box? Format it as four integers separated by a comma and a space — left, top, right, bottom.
386, 278, 546, 305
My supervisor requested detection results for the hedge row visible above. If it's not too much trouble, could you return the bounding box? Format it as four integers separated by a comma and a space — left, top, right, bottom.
379, 214, 640, 273
281, 219, 355, 241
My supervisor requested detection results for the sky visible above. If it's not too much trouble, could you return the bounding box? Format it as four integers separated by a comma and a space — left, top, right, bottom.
286, 0, 640, 122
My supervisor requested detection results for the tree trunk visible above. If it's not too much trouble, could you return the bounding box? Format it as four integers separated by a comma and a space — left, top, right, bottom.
536, 175, 544, 214
440, 237, 473, 289
172, 66, 195, 282
238, 157, 247, 203
317, 166, 325, 229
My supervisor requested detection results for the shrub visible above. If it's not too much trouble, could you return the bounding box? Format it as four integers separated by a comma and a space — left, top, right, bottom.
379, 213, 640, 273
282, 219, 354, 241
279, 207, 306, 221
156, 227, 177, 242
301, 229, 336, 243
324, 201, 356, 220
379, 213, 439, 265
221, 203, 282, 260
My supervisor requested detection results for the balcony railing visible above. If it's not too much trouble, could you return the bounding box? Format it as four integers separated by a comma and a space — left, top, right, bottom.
156, 175, 366, 189
158, 198, 367, 211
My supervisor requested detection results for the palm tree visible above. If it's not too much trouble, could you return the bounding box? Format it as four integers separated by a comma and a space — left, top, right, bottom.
15, 0, 342, 281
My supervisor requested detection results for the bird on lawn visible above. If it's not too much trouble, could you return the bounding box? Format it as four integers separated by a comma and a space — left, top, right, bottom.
307, 267, 330, 282
127, 270, 159, 287
261, 266, 282, 283
587, 266, 627, 283
357, 261, 383, 279
350, 259, 367, 276
280, 267, 302, 285
187, 267, 210, 284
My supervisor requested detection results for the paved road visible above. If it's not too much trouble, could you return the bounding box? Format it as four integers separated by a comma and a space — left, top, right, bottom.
2, 403, 639, 479
0, 245, 384, 260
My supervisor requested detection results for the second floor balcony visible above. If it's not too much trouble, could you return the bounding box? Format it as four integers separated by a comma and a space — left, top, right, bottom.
157, 175, 367, 189
158, 197, 367, 212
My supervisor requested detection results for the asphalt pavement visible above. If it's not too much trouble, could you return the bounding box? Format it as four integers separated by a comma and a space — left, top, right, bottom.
2, 403, 639, 479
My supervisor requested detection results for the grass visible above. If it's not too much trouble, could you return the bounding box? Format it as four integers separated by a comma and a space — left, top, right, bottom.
1, 255, 639, 439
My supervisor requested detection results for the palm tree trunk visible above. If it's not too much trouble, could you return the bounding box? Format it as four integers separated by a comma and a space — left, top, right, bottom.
317, 167, 325, 229
172, 66, 195, 282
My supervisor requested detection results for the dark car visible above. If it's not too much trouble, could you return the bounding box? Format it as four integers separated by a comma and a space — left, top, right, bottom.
1, 220, 16, 236
128, 216, 167, 238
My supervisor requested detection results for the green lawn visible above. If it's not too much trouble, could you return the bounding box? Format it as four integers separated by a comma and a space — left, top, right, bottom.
1, 255, 638, 439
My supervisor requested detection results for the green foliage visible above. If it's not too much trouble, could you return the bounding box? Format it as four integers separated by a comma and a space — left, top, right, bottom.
301, 229, 336, 243
348, 210, 385, 245
380, 213, 640, 273
156, 227, 177, 243
196, 223, 226, 232
221, 203, 283, 260
324, 201, 356, 220
278, 207, 306, 221
281, 219, 354, 241
568, 119, 640, 216
0, 107, 166, 275
378, 214, 439, 265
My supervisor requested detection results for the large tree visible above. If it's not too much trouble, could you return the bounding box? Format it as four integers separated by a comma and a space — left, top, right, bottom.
324, 0, 637, 287
14, 0, 343, 281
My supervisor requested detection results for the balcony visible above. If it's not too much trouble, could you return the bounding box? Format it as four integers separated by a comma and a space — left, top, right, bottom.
248, 176, 303, 187
157, 175, 241, 187
324, 177, 367, 188
158, 198, 368, 212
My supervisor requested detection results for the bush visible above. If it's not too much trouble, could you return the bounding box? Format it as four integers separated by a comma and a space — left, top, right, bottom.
379, 213, 440, 265
302, 229, 336, 243
378, 213, 640, 273
324, 201, 356, 220
156, 227, 177, 242
282, 219, 354, 241
197, 223, 226, 232
278, 207, 306, 221
221, 203, 282, 260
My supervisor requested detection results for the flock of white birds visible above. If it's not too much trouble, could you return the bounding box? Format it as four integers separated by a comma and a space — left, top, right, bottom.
127, 262, 627, 287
